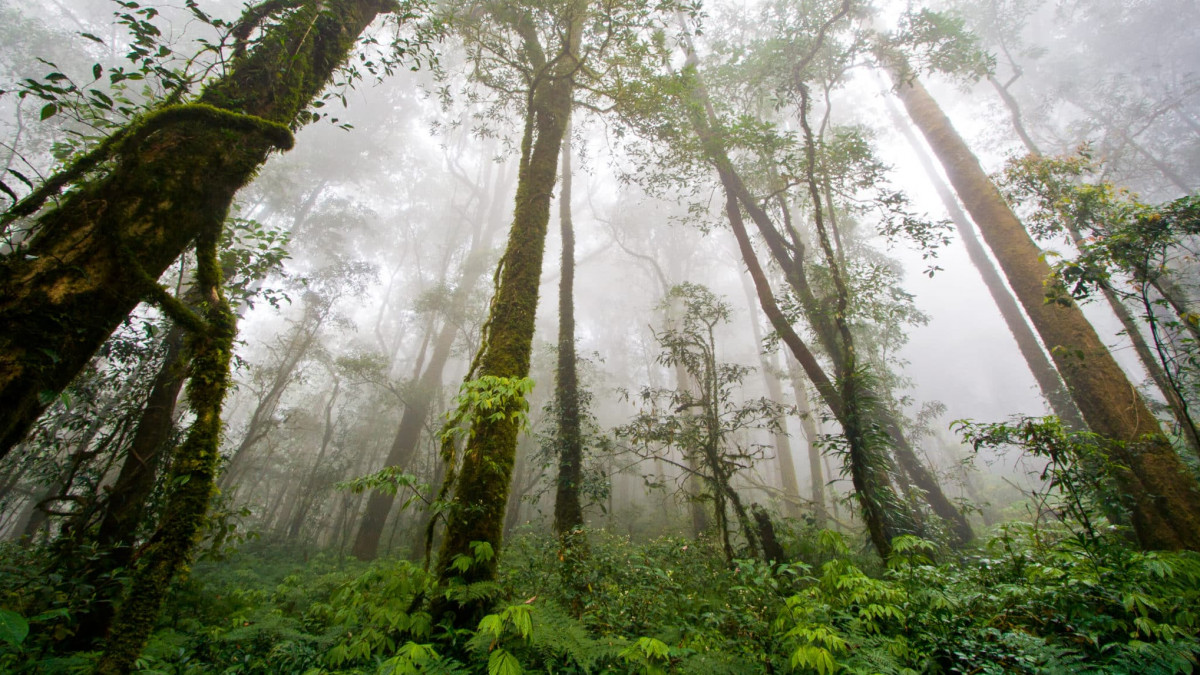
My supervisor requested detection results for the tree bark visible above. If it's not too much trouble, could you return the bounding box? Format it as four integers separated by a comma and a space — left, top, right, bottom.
553, 124, 586, 537
885, 92, 1086, 430
433, 1, 583, 625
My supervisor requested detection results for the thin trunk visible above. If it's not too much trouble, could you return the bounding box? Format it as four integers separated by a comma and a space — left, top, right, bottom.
786, 355, 826, 527
351, 322, 455, 559
221, 309, 325, 489
288, 378, 340, 540
737, 272, 802, 518
553, 123, 586, 537
67, 323, 188, 648
894, 71, 1200, 551
988, 75, 1040, 156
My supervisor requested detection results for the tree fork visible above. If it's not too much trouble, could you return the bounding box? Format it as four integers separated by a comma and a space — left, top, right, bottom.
0, 0, 401, 459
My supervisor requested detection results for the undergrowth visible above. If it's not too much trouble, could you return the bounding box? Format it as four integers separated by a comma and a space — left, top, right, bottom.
0, 521, 1198, 673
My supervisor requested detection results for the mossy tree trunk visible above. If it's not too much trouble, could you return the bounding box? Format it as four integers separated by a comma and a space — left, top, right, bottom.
674, 47, 970, 548
679, 60, 929, 558
432, 0, 584, 626
893, 71, 1200, 551
884, 93, 1086, 431
94, 228, 236, 675
553, 125, 586, 538
0, 0, 399, 460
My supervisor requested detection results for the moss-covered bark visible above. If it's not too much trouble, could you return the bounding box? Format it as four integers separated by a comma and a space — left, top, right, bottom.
681, 61, 907, 558
894, 72, 1200, 551
884, 94, 1086, 431
553, 127, 585, 538
65, 322, 189, 648
432, 1, 584, 627
94, 228, 236, 675
0, 0, 398, 459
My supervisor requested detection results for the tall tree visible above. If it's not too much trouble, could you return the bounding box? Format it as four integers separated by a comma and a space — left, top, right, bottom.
552, 124, 586, 538
882, 90, 1085, 430
432, 0, 586, 624
889, 67, 1200, 551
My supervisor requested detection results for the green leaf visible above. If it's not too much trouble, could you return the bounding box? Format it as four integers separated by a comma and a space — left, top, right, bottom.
39, 103, 58, 121
477, 614, 504, 639
0, 609, 29, 648
80, 32, 105, 44
92, 63, 103, 80
487, 648, 522, 675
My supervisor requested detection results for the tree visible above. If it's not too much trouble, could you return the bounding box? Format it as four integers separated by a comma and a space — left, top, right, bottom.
655, 7, 970, 554
0, 0, 426, 459
431, 0, 586, 624
887, 62, 1200, 551
552, 125, 586, 541
618, 283, 787, 563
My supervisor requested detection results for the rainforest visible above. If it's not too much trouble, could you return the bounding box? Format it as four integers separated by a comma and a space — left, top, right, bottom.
0, 0, 1199, 672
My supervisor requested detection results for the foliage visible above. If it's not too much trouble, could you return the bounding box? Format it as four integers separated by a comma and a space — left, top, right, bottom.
3, 516, 1198, 673
442, 376, 536, 444
1001, 150, 1200, 449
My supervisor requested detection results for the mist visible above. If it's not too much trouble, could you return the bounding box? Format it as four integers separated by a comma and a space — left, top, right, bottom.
1, 0, 1198, 671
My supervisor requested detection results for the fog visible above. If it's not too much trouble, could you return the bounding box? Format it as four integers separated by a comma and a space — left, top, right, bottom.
0, 0, 1198, 668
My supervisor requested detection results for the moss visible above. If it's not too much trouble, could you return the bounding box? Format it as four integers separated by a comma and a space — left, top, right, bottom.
0, 0, 401, 461
2, 105, 292, 229
432, 2, 583, 628
94, 226, 235, 675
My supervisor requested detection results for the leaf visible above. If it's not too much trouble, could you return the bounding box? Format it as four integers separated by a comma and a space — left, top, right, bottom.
477, 614, 503, 639
487, 648, 522, 675
8, 170, 33, 189
39, 103, 58, 121
0, 609, 29, 647
92, 63, 103, 80
80, 32, 105, 44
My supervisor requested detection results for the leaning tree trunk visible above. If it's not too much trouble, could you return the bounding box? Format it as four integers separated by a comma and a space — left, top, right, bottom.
679, 61, 944, 557
738, 272, 803, 519
432, 4, 583, 627
893, 71, 1200, 551
0, 0, 398, 460
884, 92, 1086, 430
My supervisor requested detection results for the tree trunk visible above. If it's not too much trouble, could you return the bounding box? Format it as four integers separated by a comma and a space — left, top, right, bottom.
738, 273, 803, 518
0, 0, 397, 460
885, 91, 1086, 430
351, 322, 455, 559
553, 125, 586, 537
66, 323, 188, 647
95, 228, 236, 674
287, 378, 340, 540
893, 72, 1200, 551
433, 3, 583, 625
786, 355, 826, 527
